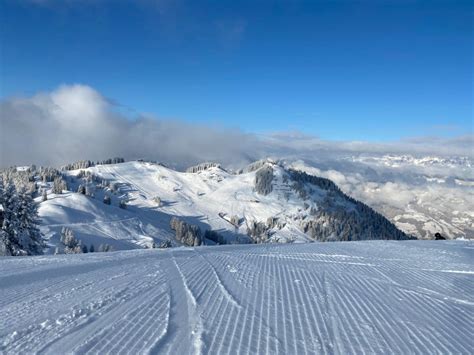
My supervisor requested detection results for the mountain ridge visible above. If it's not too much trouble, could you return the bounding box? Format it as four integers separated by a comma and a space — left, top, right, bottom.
28, 158, 413, 253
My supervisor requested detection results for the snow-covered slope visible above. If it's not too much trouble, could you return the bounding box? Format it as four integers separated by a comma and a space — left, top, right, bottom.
289, 155, 474, 239
38, 160, 410, 252
39, 191, 161, 251
0, 240, 472, 354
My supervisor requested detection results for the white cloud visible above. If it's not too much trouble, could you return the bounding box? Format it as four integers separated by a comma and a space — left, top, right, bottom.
0, 84, 261, 169
1, 84, 472, 170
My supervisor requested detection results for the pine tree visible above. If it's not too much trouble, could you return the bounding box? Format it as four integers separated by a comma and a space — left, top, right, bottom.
1, 182, 22, 255
0, 179, 10, 256
60, 227, 83, 254
52, 176, 67, 194
16, 187, 43, 255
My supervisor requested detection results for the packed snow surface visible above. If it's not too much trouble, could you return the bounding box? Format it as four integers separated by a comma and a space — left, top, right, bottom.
1, 240, 473, 354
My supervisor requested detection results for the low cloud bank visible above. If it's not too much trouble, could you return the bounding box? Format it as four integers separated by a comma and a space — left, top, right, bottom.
1, 84, 472, 169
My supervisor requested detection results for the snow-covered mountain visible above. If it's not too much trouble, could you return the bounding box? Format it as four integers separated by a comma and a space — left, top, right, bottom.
36, 159, 411, 253
1, 240, 472, 353
352, 154, 472, 168
288, 154, 473, 240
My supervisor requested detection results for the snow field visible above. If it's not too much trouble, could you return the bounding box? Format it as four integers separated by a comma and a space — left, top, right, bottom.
1, 240, 472, 354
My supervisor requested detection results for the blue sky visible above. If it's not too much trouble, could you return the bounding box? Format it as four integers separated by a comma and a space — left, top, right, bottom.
1, 0, 472, 141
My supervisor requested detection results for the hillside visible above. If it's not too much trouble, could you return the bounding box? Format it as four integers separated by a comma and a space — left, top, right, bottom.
287, 154, 473, 240
37, 160, 411, 253
0, 240, 472, 354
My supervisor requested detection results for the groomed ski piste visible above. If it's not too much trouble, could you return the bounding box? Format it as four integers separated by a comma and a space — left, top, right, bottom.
1, 240, 473, 354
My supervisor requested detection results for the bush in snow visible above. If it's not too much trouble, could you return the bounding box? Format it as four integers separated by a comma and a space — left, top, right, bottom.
103, 195, 111, 205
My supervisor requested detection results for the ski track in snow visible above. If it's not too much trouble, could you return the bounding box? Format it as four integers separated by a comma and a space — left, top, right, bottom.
0, 240, 472, 354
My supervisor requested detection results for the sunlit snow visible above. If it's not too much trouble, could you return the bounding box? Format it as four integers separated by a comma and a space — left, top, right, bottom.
1, 240, 472, 354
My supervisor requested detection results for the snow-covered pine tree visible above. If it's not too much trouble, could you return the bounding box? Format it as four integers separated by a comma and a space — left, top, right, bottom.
0, 178, 9, 256
1, 181, 21, 255
16, 187, 43, 255
52, 176, 67, 194
59, 227, 83, 254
